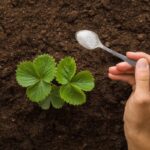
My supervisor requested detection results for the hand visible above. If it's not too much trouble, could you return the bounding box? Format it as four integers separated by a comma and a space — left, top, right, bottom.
108, 52, 150, 150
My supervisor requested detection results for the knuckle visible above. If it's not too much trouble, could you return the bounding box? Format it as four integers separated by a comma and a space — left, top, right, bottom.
138, 52, 145, 55
133, 94, 150, 105
138, 78, 149, 83
137, 74, 149, 82
138, 52, 150, 61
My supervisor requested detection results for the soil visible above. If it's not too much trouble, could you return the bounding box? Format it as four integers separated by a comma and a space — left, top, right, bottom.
0, 0, 150, 150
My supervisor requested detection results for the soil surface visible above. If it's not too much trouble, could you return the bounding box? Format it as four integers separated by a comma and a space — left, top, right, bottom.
0, 0, 150, 150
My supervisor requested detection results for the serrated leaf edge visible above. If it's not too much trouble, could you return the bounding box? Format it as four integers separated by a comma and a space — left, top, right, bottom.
60, 84, 86, 106
16, 60, 38, 87
71, 70, 95, 91
33, 54, 56, 64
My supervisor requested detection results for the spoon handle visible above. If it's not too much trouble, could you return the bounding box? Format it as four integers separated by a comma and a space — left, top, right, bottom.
102, 46, 136, 66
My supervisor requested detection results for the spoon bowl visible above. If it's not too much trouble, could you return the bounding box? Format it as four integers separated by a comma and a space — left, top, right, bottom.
75, 30, 104, 50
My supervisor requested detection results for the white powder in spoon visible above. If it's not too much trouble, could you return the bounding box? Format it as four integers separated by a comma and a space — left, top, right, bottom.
76, 30, 100, 50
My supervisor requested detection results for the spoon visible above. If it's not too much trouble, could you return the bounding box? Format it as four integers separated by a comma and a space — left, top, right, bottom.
75, 30, 136, 66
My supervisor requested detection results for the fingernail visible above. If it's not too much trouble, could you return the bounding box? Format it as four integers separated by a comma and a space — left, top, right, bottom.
136, 58, 149, 69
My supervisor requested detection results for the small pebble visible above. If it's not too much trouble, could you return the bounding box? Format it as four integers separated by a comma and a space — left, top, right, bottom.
11, 118, 16, 122
1, 115, 7, 119
1, 67, 12, 78
120, 100, 126, 105
0, 31, 6, 41
89, 10, 95, 16
67, 10, 78, 23
0, 26, 3, 32
137, 33, 146, 41
28, 0, 36, 5
101, 0, 111, 9
40, 30, 47, 35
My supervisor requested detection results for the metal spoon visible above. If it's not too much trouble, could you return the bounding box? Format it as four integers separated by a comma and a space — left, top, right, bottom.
75, 30, 136, 66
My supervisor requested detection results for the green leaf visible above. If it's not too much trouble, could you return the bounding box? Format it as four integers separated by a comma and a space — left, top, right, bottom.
38, 96, 51, 110
38, 86, 64, 109
56, 57, 76, 84
50, 86, 65, 109
60, 84, 86, 105
33, 54, 56, 83
71, 71, 95, 91
26, 81, 51, 102
16, 61, 39, 87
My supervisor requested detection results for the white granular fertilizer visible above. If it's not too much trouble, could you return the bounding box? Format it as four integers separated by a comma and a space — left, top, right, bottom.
76, 30, 102, 49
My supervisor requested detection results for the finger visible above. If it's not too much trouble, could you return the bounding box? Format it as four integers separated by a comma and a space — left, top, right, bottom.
109, 66, 123, 75
108, 73, 135, 86
116, 62, 134, 73
135, 58, 150, 94
109, 66, 134, 75
127, 52, 150, 63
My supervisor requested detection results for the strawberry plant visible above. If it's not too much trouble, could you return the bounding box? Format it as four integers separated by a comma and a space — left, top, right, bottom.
16, 54, 95, 110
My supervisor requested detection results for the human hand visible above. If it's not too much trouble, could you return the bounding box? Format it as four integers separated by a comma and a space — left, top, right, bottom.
108, 52, 150, 150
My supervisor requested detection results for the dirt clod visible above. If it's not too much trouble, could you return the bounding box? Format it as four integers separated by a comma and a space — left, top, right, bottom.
137, 33, 146, 41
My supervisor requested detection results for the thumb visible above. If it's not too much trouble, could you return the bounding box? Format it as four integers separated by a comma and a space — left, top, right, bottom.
135, 58, 150, 93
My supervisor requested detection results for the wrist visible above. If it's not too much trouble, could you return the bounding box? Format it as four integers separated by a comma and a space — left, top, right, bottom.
124, 124, 150, 150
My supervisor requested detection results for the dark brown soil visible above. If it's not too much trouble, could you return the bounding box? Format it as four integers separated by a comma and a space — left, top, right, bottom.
0, 0, 150, 150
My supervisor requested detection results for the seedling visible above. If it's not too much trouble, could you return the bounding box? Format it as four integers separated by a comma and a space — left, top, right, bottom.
16, 54, 95, 109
